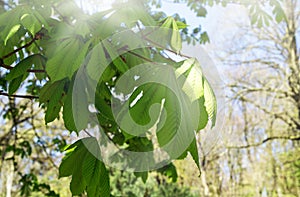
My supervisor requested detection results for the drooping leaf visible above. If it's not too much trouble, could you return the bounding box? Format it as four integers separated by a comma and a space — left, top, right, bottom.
46, 35, 88, 82
102, 40, 129, 74
134, 171, 148, 183
183, 63, 204, 101
39, 79, 67, 123
20, 13, 42, 36
188, 137, 200, 171
59, 138, 110, 197
59, 143, 83, 178
197, 96, 208, 130
4, 24, 21, 45
170, 19, 182, 53
63, 80, 78, 133
203, 78, 217, 127
8, 73, 29, 95
86, 43, 108, 81
83, 139, 110, 197
176, 21, 188, 29
157, 163, 178, 182
6, 54, 46, 81
71, 73, 90, 131
0, 7, 24, 45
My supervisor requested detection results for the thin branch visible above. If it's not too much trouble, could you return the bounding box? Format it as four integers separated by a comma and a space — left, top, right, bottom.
0, 92, 38, 99
0, 30, 45, 61
27, 69, 46, 73
83, 129, 94, 137
239, 96, 300, 130
128, 51, 160, 65
227, 135, 300, 149
1, 62, 45, 73
143, 36, 191, 59
1, 38, 36, 60
51, 4, 72, 26
0, 62, 13, 70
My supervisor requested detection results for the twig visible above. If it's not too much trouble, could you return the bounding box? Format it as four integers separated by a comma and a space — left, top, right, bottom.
0, 62, 13, 70
227, 135, 300, 149
1, 30, 45, 61
27, 69, 46, 73
83, 129, 94, 137
0, 92, 38, 99
127, 51, 160, 65
1, 38, 36, 60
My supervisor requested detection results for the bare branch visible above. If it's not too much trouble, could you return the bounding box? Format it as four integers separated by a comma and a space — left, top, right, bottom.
0, 92, 38, 99
227, 135, 300, 149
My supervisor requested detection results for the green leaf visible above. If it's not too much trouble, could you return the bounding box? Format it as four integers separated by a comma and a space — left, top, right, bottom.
196, 6, 207, 17
0, 7, 24, 45
59, 143, 82, 178
63, 81, 78, 133
86, 43, 108, 81
203, 78, 217, 127
85, 159, 110, 197
4, 24, 21, 45
175, 58, 195, 77
160, 16, 173, 28
20, 13, 42, 36
46, 35, 87, 82
114, 77, 168, 139
176, 21, 188, 29
59, 138, 110, 197
134, 172, 148, 183
83, 140, 110, 197
188, 137, 200, 171
200, 32, 210, 44
70, 153, 87, 195
183, 63, 204, 101
39, 80, 67, 123
6, 54, 45, 81
176, 58, 205, 102
197, 96, 208, 130
274, 7, 286, 23
157, 163, 178, 182
108, 2, 155, 27
171, 19, 182, 53
72, 73, 90, 131
8, 73, 29, 95
102, 41, 129, 74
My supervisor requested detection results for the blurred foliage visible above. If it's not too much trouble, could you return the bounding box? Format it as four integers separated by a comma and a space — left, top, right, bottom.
110, 169, 197, 197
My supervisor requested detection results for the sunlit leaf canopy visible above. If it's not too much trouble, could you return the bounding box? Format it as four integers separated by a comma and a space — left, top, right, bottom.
0, 0, 293, 196
0, 0, 299, 196
6, 0, 289, 196
0, 0, 298, 196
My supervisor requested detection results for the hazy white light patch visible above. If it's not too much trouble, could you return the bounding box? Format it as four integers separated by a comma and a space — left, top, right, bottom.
134, 75, 140, 80
163, 50, 185, 62
75, 0, 115, 14
103, 10, 115, 19
88, 104, 98, 113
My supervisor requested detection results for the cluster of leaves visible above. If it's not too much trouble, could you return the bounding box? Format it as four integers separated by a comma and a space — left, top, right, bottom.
153, 0, 287, 27
19, 173, 59, 197
110, 168, 197, 197
0, 0, 218, 196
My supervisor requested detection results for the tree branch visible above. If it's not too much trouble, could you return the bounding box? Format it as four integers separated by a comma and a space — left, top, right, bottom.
227, 135, 300, 149
0, 30, 45, 61
0, 92, 38, 99
0, 61, 13, 70
1, 38, 36, 60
